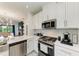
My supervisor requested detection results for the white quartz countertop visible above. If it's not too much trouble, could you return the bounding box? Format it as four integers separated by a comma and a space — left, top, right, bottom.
55, 40, 79, 52
7, 36, 33, 44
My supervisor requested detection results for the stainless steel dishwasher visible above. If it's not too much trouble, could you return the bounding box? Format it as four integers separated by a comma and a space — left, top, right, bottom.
9, 40, 27, 56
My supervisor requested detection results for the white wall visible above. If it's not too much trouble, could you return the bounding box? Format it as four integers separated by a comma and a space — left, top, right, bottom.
23, 12, 33, 36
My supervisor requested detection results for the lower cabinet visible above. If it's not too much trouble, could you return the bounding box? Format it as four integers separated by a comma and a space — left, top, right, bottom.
33, 36, 39, 53
9, 40, 27, 56
27, 38, 34, 54
38, 41, 54, 56
55, 45, 79, 56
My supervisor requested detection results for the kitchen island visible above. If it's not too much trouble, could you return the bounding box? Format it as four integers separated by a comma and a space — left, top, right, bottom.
0, 36, 33, 56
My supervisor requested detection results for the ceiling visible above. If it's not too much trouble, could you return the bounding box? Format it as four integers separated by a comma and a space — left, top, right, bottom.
0, 2, 49, 18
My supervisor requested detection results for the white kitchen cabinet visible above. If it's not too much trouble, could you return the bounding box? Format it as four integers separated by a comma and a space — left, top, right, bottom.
32, 14, 38, 29
27, 38, 34, 54
34, 14, 39, 29
56, 2, 66, 28
32, 11, 43, 29
55, 45, 79, 56
33, 2, 79, 29
42, 2, 67, 28
33, 3, 66, 29
37, 12, 43, 29
66, 2, 79, 28
47, 3, 57, 20
42, 2, 79, 28
42, 3, 57, 21
42, 4, 49, 22
33, 36, 39, 53
57, 2, 79, 28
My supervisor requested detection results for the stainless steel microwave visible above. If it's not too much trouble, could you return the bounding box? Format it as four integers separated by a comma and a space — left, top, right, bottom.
42, 19, 56, 29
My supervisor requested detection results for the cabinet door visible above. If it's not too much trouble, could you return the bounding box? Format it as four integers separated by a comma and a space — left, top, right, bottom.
67, 2, 79, 28
27, 38, 34, 54
56, 2, 66, 28
33, 36, 39, 53
32, 15, 37, 29
42, 5, 48, 22
32, 11, 43, 29
42, 3, 57, 21
33, 14, 38, 29
37, 12, 43, 29
47, 3, 57, 20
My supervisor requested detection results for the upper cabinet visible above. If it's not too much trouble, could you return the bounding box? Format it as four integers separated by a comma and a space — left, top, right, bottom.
57, 2, 79, 28
32, 2, 79, 29
42, 3, 57, 21
66, 2, 79, 28
32, 11, 43, 29
56, 2, 66, 28
42, 2, 66, 28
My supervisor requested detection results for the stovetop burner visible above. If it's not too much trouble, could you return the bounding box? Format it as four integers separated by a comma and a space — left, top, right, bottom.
39, 36, 57, 42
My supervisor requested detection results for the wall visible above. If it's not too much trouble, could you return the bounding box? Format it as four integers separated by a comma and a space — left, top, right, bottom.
23, 12, 33, 36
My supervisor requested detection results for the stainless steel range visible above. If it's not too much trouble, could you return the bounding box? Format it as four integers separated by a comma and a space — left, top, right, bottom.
38, 36, 57, 56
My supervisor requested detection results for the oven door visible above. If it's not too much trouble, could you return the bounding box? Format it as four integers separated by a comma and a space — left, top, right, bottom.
38, 43, 49, 56
48, 47, 54, 56
40, 43, 48, 54
38, 42, 54, 56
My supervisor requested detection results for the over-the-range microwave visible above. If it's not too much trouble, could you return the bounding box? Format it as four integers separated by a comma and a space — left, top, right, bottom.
42, 19, 56, 29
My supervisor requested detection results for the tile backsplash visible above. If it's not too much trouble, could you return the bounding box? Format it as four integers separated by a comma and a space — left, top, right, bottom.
33, 29, 79, 44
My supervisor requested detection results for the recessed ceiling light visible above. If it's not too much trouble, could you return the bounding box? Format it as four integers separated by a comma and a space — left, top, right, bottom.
26, 5, 29, 8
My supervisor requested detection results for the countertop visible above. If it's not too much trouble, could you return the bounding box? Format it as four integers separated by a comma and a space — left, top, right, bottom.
55, 40, 79, 52
0, 35, 33, 47
7, 35, 33, 44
